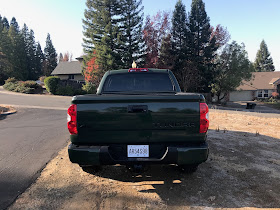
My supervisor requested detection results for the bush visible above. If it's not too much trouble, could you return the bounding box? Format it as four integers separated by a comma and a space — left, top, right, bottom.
82, 82, 96, 94
56, 85, 75, 96
56, 85, 86, 96
3, 82, 18, 91
5, 77, 18, 84
23, 80, 39, 89
44, 76, 60, 94
3, 79, 42, 94
268, 97, 278, 103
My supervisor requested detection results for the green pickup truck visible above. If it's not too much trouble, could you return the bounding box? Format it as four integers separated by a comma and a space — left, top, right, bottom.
68, 68, 209, 173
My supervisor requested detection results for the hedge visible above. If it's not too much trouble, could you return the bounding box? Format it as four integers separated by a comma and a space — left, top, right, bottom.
44, 76, 60, 94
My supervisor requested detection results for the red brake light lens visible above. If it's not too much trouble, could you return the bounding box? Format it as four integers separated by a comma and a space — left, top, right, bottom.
128, 68, 149, 72
200, 103, 209, 133
67, 104, 77, 135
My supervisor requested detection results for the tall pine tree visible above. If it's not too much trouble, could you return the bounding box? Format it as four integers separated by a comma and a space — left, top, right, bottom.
44, 33, 57, 76
2, 17, 9, 29
254, 40, 275, 72
0, 16, 12, 83
171, 0, 189, 80
188, 0, 217, 92
119, 0, 145, 68
83, 0, 122, 75
158, 34, 174, 69
34, 42, 44, 77
8, 17, 28, 80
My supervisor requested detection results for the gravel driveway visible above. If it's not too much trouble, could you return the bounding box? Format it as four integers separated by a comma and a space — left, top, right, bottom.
9, 111, 280, 209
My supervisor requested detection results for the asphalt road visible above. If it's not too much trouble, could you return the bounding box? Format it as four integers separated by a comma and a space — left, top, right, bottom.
0, 88, 71, 209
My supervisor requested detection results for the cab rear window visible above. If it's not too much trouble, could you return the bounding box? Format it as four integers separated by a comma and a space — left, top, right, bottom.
103, 73, 174, 92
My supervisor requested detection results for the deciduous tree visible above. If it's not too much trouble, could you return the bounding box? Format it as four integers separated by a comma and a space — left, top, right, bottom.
143, 11, 170, 67
211, 41, 254, 103
210, 24, 230, 49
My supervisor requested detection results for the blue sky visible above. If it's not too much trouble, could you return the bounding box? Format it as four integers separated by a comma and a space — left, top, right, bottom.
0, 0, 279, 70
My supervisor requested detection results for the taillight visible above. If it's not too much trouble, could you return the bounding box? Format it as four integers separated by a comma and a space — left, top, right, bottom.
200, 103, 209, 133
67, 104, 77, 135
128, 68, 149, 72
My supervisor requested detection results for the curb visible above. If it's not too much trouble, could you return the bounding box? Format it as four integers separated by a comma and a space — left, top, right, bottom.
0, 110, 17, 116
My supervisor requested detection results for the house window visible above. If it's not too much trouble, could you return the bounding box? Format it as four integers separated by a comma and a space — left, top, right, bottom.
264, 90, 269, 97
257, 90, 269, 98
68, 74, 74, 80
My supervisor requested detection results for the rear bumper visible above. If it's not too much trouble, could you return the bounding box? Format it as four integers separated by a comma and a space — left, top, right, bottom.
68, 143, 209, 166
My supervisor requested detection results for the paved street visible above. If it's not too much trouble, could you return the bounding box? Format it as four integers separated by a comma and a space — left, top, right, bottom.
0, 87, 71, 209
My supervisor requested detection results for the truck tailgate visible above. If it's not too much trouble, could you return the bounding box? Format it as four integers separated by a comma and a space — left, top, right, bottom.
71, 94, 205, 144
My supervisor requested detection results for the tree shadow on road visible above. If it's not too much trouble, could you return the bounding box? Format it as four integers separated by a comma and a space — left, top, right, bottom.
86, 129, 280, 208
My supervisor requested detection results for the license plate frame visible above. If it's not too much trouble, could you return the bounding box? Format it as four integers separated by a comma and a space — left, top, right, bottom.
127, 145, 149, 157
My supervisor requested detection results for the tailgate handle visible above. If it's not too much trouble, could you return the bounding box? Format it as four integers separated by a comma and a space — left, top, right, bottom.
127, 105, 148, 113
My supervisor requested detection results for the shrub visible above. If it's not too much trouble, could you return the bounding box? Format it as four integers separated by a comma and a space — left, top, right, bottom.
271, 92, 279, 99
56, 85, 74, 96
23, 81, 39, 89
268, 97, 278, 103
4, 81, 35, 93
82, 81, 96, 94
56, 85, 86, 96
5, 77, 18, 84
3, 82, 18, 91
44, 76, 60, 94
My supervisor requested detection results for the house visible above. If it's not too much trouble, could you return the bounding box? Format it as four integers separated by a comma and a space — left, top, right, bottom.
229, 71, 280, 101
51, 56, 84, 82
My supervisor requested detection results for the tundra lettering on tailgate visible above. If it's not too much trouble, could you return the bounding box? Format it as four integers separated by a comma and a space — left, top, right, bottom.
153, 122, 195, 128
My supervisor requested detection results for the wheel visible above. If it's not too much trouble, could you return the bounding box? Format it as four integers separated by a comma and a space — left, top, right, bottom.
80, 165, 101, 174
178, 164, 199, 174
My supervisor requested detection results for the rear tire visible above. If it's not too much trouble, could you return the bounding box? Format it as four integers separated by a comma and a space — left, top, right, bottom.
81, 165, 101, 174
179, 164, 199, 174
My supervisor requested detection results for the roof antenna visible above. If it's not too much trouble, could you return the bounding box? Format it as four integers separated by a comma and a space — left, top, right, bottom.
132, 61, 137, 68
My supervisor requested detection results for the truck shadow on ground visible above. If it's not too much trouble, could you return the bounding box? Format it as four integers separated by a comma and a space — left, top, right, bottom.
87, 129, 280, 208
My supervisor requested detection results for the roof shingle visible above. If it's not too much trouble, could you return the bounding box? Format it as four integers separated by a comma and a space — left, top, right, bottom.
51, 61, 82, 75
237, 72, 280, 91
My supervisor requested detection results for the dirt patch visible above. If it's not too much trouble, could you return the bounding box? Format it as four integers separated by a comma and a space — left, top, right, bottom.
9, 111, 280, 209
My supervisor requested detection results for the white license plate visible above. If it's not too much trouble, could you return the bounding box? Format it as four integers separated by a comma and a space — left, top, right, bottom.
127, 145, 149, 157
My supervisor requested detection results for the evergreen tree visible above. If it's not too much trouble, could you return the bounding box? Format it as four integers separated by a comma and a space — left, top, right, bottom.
83, 0, 123, 75
34, 42, 44, 77
2, 17, 9, 29
188, 0, 217, 92
8, 20, 28, 80
158, 34, 174, 69
254, 40, 275, 72
27, 30, 38, 79
10, 17, 19, 32
171, 0, 189, 76
119, 0, 145, 68
0, 17, 12, 83
44, 33, 57, 76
